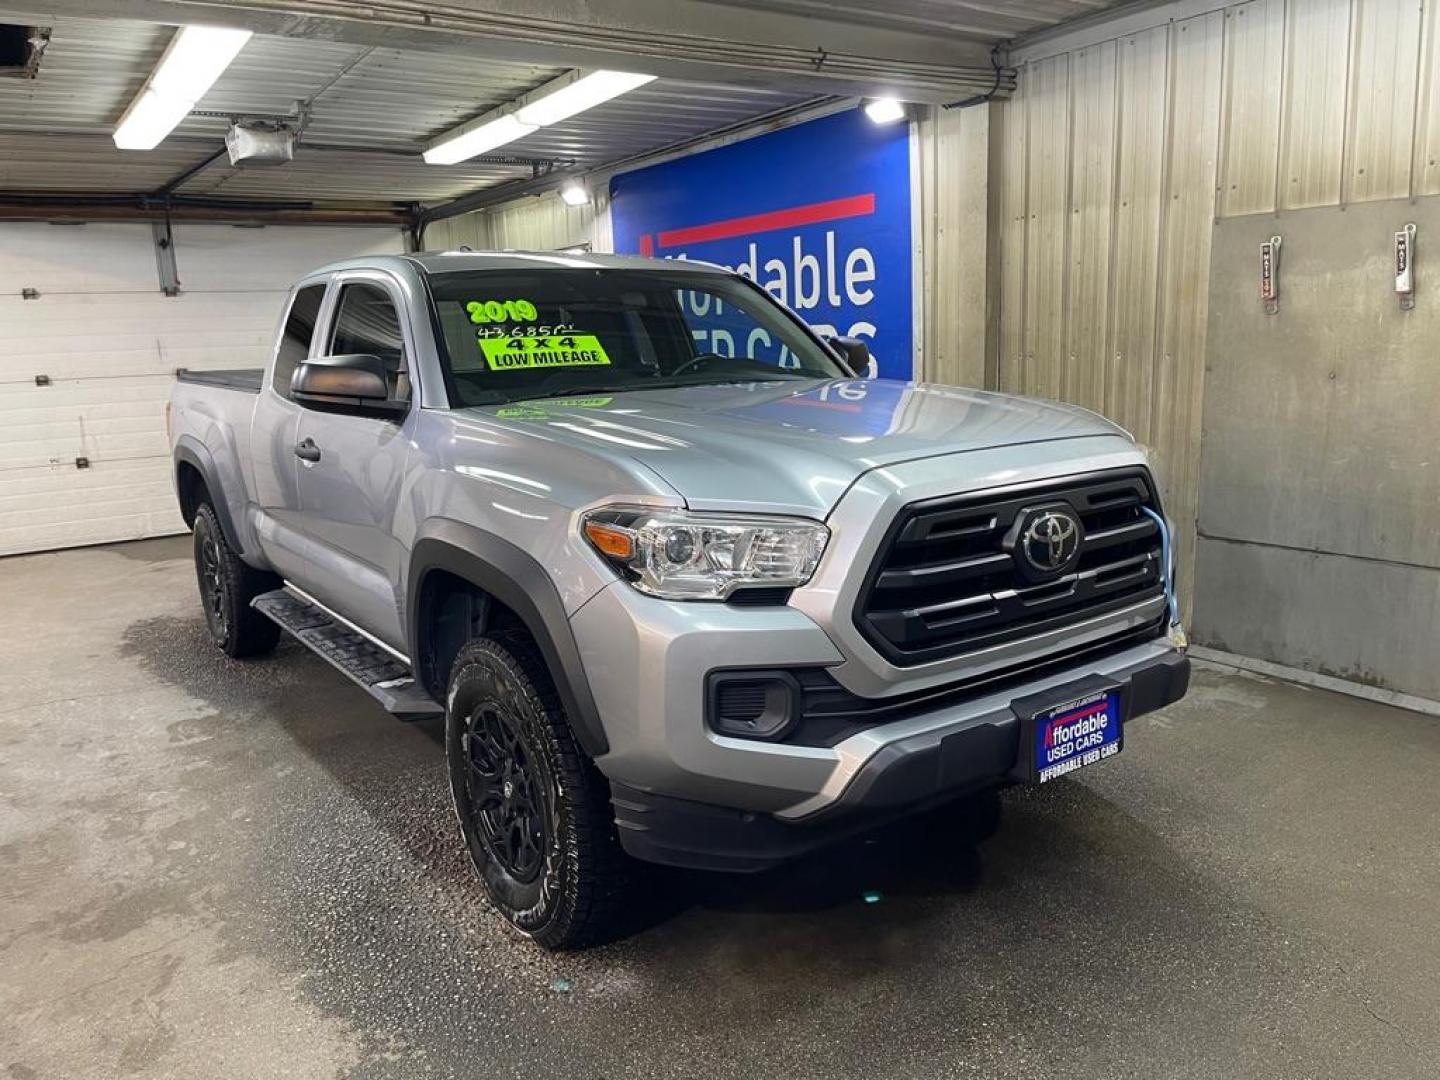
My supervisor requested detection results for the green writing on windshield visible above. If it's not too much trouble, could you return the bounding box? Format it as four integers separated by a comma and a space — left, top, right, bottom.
467, 298, 538, 324
480, 335, 611, 371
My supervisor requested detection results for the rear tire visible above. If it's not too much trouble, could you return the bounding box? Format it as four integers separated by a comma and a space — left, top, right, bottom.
445, 631, 630, 949
192, 502, 281, 659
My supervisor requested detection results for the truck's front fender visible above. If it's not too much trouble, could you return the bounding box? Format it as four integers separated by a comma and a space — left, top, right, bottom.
406, 519, 608, 758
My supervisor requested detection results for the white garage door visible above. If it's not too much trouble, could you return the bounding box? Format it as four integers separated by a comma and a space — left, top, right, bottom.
0, 221, 404, 556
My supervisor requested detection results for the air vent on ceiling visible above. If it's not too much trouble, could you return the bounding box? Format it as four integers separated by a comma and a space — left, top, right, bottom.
0, 24, 50, 79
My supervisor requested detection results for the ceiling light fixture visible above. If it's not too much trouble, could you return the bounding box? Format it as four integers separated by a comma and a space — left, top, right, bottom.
424, 69, 656, 166
558, 182, 591, 206
113, 25, 252, 150
515, 70, 656, 127
423, 114, 537, 166
863, 97, 906, 125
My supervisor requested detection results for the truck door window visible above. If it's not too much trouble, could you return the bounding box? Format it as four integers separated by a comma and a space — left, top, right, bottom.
329, 282, 410, 402
272, 284, 325, 399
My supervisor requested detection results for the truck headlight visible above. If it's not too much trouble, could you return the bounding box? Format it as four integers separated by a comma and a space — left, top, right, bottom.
581, 507, 829, 600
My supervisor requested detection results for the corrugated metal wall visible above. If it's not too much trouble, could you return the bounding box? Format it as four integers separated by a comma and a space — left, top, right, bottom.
916, 103, 994, 391
426, 191, 613, 254
994, 0, 1440, 612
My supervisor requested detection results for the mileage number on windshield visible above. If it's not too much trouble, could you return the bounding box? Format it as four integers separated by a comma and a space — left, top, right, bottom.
474, 324, 576, 339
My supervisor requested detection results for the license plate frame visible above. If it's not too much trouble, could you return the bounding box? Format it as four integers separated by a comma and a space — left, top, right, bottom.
1010, 676, 1127, 785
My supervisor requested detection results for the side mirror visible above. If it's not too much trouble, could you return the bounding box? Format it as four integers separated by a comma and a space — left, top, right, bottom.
292, 354, 405, 414
824, 334, 871, 376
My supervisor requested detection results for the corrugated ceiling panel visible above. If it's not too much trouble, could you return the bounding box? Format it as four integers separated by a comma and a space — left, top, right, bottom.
173, 36, 374, 140
517, 81, 813, 164
273, 48, 556, 149
0, 10, 815, 202
1019, 53, 1069, 401
0, 14, 165, 134
1345, 0, 1423, 203
1153, 10, 1223, 605
1218, 0, 1284, 217
1105, 26, 1168, 447
1420, 0, 1440, 195
1279, 0, 1351, 209
1062, 39, 1116, 415
183, 149, 529, 203
709, 0, 1130, 42
0, 132, 210, 193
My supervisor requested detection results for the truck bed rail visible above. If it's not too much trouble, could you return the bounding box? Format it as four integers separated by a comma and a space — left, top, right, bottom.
176, 368, 263, 393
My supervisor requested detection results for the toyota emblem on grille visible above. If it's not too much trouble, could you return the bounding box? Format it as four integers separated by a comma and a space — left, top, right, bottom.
1016, 507, 1082, 576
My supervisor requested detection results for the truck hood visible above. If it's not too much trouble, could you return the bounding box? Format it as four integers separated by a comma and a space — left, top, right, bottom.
464, 378, 1131, 517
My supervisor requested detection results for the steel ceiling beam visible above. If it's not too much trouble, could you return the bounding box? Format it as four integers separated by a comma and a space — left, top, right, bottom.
24, 0, 1014, 104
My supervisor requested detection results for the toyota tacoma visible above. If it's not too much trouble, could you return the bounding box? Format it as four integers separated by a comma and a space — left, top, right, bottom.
168, 252, 1190, 948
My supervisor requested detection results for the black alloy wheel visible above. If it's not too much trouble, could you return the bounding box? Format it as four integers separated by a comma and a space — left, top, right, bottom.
196, 518, 229, 642
460, 699, 550, 883
444, 632, 632, 949
190, 502, 281, 659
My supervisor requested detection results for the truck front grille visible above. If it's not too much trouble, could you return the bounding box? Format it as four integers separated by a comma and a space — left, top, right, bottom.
854, 469, 1166, 666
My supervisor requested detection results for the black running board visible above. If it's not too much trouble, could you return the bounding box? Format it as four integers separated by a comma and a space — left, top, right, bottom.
251, 589, 443, 722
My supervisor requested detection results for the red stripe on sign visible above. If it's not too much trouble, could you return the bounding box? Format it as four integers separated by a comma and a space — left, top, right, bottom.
656, 193, 875, 248
638, 233, 654, 256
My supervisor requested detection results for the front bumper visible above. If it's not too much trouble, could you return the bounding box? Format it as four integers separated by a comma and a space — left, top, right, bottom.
609, 647, 1189, 872
571, 578, 1189, 869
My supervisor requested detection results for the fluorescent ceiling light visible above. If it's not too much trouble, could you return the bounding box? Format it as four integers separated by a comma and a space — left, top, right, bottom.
423, 113, 538, 165
424, 69, 656, 166
864, 97, 906, 124
113, 25, 252, 150
516, 70, 657, 127
558, 182, 590, 206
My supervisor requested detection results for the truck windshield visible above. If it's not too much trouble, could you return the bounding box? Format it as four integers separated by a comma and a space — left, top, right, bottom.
426, 267, 849, 407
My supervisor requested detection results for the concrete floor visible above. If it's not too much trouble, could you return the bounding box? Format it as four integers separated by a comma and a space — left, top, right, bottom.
2, 537, 1438, 1080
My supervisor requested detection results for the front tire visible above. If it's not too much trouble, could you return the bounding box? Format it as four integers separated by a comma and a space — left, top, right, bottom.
445, 632, 629, 949
192, 502, 280, 659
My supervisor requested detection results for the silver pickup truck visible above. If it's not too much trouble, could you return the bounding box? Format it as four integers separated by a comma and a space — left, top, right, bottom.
169, 251, 1189, 948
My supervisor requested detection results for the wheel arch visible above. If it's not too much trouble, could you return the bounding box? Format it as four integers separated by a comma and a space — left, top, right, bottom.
408, 520, 609, 759
173, 439, 245, 554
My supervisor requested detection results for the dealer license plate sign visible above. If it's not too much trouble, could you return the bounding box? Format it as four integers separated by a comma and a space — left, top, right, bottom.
1031, 689, 1122, 784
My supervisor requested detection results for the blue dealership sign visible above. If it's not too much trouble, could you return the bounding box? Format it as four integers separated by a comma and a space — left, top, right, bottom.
609, 108, 914, 379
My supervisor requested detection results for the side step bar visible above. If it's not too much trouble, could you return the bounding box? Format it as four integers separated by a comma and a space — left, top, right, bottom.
251, 589, 443, 722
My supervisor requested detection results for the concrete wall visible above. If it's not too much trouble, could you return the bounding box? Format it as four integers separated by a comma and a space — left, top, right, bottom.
1194, 196, 1440, 699
993, 0, 1440, 630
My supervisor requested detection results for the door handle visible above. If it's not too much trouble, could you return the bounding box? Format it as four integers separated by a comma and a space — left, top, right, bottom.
294, 438, 321, 462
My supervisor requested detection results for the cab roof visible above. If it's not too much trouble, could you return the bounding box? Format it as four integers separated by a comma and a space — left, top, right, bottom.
406, 250, 728, 276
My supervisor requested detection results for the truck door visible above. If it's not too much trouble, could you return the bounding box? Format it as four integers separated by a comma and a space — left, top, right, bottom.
292, 275, 415, 651
249, 281, 325, 584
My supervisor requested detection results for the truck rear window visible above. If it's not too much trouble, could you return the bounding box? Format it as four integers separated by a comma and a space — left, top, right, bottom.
426, 267, 847, 408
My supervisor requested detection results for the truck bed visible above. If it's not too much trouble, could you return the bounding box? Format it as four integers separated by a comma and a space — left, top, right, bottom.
176, 368, 263, 393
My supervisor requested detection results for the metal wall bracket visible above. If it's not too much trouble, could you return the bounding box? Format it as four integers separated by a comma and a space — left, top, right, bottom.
151, 219, 180, 297
34, 374, 50, 386
1395, 223, 1416, 310
1260, 235, 1281, 315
